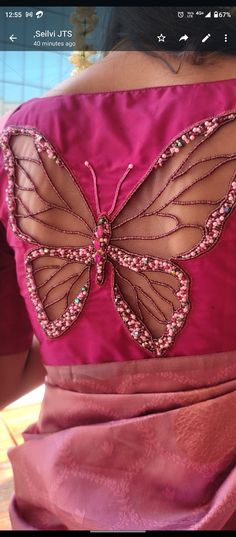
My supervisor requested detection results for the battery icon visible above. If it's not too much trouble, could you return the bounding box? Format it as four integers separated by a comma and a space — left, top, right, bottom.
214, 11, 218, 18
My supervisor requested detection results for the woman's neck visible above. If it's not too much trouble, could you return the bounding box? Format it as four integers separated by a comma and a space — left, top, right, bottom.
101, 49, 236, 86
43, 49, 236, 97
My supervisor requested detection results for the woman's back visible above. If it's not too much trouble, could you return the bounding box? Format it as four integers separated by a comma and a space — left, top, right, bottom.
2, 68, 236, 363
1, 49, 236, 530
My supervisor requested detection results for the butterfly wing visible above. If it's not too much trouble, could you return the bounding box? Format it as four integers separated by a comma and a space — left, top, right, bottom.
0, 127, 96, 337
109, 247, 189, 355
1, 127, 95, 245
108, 112, 236, 355
25, 247, 91, 337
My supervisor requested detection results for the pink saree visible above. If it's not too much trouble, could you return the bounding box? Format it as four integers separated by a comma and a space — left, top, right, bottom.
7, 350, 236, 530
1, 80, 236, 530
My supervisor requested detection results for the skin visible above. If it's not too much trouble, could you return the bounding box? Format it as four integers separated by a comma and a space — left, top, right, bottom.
43, 46, 236, 97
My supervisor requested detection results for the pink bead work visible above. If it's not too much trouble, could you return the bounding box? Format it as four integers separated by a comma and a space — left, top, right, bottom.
1, 111, 236, 356
109, 246, 190, 356
154, 114, 236, 168
92, 215, 111, 285
24, 247, 91, 337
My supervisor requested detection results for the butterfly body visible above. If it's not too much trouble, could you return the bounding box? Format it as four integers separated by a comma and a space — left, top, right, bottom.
92, 215, 111, 285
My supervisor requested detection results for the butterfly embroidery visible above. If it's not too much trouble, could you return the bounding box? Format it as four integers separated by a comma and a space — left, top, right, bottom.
1, 110, 236, 357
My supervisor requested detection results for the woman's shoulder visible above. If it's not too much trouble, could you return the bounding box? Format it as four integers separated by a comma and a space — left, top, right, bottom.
42, 52, 236, 99
41, 60, 119, 98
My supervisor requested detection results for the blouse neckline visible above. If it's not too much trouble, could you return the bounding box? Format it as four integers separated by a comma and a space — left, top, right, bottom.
38, 76, 236, 100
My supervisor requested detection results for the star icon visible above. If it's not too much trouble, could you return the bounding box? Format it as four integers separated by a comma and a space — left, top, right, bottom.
157, 33, 166, 42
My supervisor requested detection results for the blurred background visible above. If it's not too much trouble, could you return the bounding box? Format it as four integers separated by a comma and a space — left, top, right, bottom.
0, 6, 102, 527
0, 50, 72, 114
0, 44, 74, 535
0, 383, 46, 529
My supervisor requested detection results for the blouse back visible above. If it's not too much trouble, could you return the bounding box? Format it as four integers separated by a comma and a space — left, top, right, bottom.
1, 79, 236, 365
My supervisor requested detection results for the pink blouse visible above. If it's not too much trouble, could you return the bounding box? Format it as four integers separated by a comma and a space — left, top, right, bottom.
1, 79, 236, 365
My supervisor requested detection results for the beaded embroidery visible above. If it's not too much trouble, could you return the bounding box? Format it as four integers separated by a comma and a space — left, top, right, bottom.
1, 110, 236, 356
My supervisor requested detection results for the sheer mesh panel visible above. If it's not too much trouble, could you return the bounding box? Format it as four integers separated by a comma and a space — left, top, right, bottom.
32, 256, 89, 321
109, 116, 236, 347
3, 116, 236, 351
111, 120, 236, 258
10, 134, 95, 247
114, 265, 180, 339
6, 132, 93, 327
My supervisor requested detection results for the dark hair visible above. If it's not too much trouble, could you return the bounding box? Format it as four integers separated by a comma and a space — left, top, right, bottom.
102, 6, 236, 73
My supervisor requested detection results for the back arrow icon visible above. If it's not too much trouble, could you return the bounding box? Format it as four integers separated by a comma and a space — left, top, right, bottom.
9, 34, 17, 42
179, 34, 189, 41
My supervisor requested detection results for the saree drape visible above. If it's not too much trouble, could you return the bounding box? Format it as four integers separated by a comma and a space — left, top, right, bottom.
7, 349, 236, 530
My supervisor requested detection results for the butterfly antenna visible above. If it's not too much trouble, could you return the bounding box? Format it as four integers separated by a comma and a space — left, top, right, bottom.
84, 160, 134, 218
84, 160, 101, 216
108, 163, 134, 216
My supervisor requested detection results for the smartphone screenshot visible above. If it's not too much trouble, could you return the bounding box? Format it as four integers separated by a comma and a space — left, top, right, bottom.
0, 5, 236, 533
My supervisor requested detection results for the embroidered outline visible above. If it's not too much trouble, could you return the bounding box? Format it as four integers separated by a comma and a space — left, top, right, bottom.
0, 111, 236, 354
